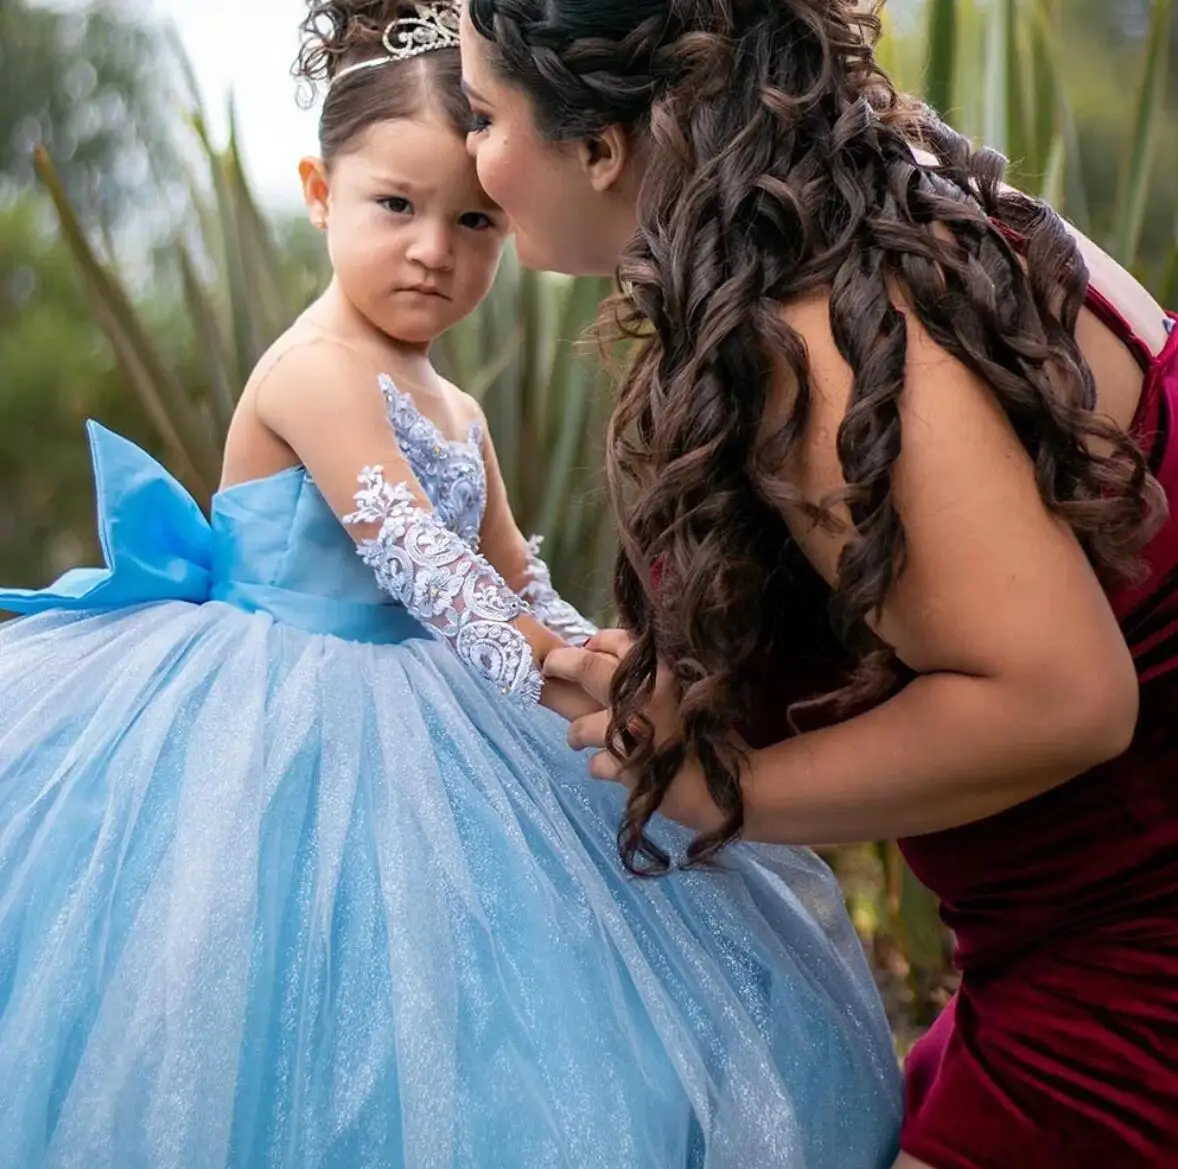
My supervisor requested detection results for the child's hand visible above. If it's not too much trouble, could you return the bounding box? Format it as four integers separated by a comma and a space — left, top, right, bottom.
542, 630, 631, 727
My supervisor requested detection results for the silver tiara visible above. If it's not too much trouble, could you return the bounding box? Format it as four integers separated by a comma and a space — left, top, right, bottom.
330, 3, 460, 88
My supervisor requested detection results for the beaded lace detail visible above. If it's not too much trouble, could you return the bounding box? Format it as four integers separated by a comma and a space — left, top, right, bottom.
378, 374, 485, 547
344, 468, 542, 704
519, 536, 597, 646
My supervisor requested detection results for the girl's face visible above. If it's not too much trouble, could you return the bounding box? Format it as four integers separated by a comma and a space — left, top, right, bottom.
302, 111, 508, 346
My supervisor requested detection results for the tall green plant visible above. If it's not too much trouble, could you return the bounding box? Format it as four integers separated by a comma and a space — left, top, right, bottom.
1111, 0, 1173, 265
437, 259, 617, 621
34, 144, 222, 502
33, 104, 308, 505
917, 0, 1174, 277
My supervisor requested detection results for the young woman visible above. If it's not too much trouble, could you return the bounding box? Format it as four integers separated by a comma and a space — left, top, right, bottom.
461, 1, 1178, 1165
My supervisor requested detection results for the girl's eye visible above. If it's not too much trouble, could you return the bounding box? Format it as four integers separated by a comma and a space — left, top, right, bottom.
466, 112, 491, 134
459, 211, 496, 231
379, 196, 412, 215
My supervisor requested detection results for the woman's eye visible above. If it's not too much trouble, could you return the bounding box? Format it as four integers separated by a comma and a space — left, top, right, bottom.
379, 196, 412, 215
466, 112, 491, 134
460, 212, 495, 231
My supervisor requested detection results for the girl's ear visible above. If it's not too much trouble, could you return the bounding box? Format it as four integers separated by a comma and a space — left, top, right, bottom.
300, 156, 331, 230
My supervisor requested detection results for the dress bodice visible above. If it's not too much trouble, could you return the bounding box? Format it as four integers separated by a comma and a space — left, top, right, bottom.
211, 377, 487, 637
0, 378, 489, 647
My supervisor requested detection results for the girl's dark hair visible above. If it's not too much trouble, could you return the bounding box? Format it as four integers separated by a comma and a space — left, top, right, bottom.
295, 2, 469, 159
468, 0, 1165, 873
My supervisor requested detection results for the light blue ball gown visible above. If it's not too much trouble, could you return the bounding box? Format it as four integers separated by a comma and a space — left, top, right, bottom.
0, 387, 901, 1168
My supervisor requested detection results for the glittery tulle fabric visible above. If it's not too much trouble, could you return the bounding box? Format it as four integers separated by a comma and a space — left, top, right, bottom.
0, 425, 901, 1168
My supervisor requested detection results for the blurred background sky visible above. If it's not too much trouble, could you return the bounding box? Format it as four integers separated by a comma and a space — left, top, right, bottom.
144, 0, 317, 210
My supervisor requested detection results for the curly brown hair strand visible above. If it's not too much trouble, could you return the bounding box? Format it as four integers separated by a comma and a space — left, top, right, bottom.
468, 0, 1164, 874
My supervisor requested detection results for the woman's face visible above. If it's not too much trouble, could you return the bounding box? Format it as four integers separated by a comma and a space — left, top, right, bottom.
458, 6, 639, 277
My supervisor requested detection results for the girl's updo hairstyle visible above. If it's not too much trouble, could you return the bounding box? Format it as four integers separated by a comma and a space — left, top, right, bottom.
295, 1, 469, 161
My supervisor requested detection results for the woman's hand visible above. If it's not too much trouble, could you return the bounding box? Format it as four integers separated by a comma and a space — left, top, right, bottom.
539, 675, 605, 721
543, 630, 729, 835
541, 629, 632, 768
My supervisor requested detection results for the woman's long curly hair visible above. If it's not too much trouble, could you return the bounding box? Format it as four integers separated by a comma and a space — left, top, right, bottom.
468, 0, 1165, 874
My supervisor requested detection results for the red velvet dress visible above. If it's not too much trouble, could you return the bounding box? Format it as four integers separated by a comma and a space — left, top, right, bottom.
898, 295, 1178, 1167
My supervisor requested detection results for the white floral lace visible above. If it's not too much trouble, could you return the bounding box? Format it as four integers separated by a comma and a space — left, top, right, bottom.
379, 375, 486, 546
344, 466, 543, 704
519, 536, 597, 647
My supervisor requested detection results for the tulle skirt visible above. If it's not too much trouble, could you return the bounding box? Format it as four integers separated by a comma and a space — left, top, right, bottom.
0, 601, 901, 1168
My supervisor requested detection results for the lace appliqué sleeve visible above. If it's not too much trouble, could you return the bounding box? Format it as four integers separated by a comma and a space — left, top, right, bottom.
344, 466, 543, 705
519, 536, 597, 647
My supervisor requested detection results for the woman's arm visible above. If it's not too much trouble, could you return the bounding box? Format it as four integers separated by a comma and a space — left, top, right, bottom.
547, 296, 1139, 842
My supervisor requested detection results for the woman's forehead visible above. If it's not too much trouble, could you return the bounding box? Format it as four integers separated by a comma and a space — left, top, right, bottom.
458, 6, 498, 89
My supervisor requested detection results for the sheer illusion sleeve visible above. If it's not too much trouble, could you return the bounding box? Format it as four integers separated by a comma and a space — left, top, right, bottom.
517, 536, 597, 647
471, 404, 598, 648
343, 467, 542, 704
